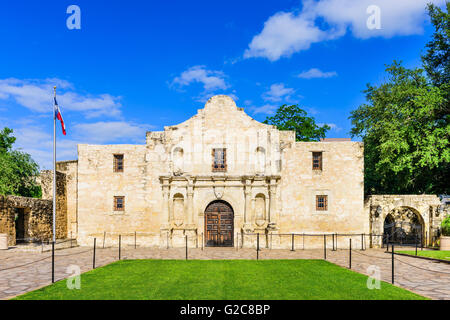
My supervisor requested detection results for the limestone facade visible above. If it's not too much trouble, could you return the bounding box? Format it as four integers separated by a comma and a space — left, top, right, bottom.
61, 95, 366, 248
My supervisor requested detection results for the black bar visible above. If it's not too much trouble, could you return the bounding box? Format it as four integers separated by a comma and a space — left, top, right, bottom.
257, 233, 260, 260
415, 234, 418, 256
52, 241, 55, 283
336, 233, 338, 250
291, 233, 295, 251
391, 243, 394, 284
332, 234, 335, 251
185, 235, 188, 260
421, 233, 423, 251
324, 235, 326, 260
361, 233, 364, 250
349, 239, 352, 269
119, 235, 121, 260
93, 238, 96, 269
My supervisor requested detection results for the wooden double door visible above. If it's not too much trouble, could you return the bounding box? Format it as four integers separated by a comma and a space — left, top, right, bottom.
205, 201, 234, 247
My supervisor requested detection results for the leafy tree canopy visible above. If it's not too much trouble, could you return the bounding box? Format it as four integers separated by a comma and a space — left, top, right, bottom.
263, 104, 330, 141
350, 62, 449, 194
0, 127, 42, 198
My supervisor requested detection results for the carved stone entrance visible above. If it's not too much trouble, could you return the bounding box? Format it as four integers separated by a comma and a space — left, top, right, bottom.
205, 200, 234, 247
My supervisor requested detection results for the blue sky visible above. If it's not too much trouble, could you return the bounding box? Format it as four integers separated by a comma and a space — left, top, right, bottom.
0, 0, 445, 169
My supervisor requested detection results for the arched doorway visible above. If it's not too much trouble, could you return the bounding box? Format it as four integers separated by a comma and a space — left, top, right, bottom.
383, 207, 424, 245
205, 200, 234, 247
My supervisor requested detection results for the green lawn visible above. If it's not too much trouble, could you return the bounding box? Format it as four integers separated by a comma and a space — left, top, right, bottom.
14, 260, 426, 300
397, 250, 450, 261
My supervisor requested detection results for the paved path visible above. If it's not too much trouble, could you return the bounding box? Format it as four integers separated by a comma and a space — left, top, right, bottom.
1, 246, 449, 300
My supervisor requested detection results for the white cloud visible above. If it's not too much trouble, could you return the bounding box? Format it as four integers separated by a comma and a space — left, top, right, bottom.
244, 0, 445, 61
297, 68, 338, 79
172, 65, 229, 92
0, 78, 122, 117
73, 121, 151, 144
244, 11, 335, 61
263, 83, 295, 102
251, 104, 278, 115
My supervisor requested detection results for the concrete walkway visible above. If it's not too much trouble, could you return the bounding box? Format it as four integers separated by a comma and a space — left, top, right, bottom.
1, 246, 449, 300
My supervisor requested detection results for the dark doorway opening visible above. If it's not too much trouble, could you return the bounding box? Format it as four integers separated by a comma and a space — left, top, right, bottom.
14, 208, 26, 243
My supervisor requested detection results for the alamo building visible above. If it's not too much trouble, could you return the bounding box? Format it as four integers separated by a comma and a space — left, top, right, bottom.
1, 95, 446, 248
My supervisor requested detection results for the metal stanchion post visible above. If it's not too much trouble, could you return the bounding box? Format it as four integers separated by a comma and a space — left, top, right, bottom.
349, 238, 352, 269
93, 238, 96, 269
324, 235, 326, 260
185, 235, 188, 260
119, 235, 121, 260
392, 243, 395, 284
257, 233, 260, 260
291, 233, 295, 251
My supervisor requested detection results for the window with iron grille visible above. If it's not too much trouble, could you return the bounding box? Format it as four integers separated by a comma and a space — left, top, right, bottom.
212, 148, 227, 172
316, 195, 328, 211
312, 152, 322, 171
114, 196, 125, 211
114, 154, 124, 172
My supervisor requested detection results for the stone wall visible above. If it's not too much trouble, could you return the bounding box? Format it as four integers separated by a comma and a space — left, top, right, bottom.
365, 195, 443, 247
56, 161, 78, 238
0, 195, 66, 246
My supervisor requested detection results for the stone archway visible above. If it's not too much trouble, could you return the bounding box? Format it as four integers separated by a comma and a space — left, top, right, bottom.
204, 200, 234, 247
383, 206, 424, 245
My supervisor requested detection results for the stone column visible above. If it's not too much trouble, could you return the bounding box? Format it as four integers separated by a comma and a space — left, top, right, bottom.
268, 178, 278, 225
186, 180, 194, 226
243, 179, 253, 232
161, 178, 170, 229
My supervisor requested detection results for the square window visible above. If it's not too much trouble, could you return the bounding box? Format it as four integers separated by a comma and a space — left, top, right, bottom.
316, 195, 328, 211
114, 196, 125, 211
114, 154, 124, 172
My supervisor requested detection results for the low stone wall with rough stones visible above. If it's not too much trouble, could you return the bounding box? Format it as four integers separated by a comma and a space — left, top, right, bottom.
0, 193, 67, 246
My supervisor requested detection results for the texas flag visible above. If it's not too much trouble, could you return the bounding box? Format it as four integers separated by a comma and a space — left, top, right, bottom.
54, 97, 66, 136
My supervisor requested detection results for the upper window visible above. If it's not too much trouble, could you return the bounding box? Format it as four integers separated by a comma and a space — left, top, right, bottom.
212, 148, 227, 172
316, 195, 328, 211
114, 196, 125, 211
312, 152, 323, 171
114, 154, 124, 172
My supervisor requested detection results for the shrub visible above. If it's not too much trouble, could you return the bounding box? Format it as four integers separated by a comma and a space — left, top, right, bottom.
441, 216, 450, 236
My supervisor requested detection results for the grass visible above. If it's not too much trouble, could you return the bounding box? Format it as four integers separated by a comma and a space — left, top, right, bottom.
14, 260, 426, 300
397, 250, 450, 261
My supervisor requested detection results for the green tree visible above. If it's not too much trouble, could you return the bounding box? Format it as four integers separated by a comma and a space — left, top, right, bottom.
422, 3, 450, 90
0, 127, 42, 198
350, 62, 449, 195
263, 104, 330, 141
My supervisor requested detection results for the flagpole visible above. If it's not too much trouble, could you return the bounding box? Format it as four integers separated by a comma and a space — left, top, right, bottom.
53, 86, 56, 243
